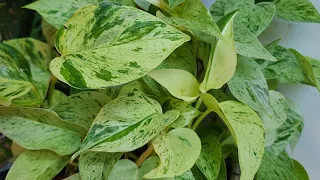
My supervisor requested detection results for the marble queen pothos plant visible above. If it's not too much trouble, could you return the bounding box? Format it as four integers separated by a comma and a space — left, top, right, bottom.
0, 0, 320, 179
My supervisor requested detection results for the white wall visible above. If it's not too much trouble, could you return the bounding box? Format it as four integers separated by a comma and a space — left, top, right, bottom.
203, 0, 320, 179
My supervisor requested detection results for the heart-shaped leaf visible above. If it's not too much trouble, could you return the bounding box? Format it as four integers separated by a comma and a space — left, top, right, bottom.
200, 11, 237, 92
148, 69, 199, 102
201, 93, 265, 180
49, 2, 190, 89
6, 150, 69, 180
144, 128, 201, 178
79, 151, 122, 180
0, 107, 81, 155
108, 159, 140, 180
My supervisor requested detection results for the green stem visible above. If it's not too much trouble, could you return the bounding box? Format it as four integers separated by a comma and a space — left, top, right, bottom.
191, 109, 211, 131
128, 152, 138, 160
31, 83, 42, 100
195, 97, 202, 109
43, 75, 57, 107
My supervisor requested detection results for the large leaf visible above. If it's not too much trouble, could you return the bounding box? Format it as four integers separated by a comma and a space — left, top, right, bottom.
147, 69, 199, 102
0, 107, 81, 156
227, 55, 270, 113
49, 2, 190, 89
24, 0, 99, 29
51, 91, 112, 131
152, 0, 222, 43
200, 11, 237, 92
275, 0, 320, 23
76, 90, 179, 155
201, 93, 265, 180
196, 132, 222, 180
6, 150, 69, 180
144, 128, 201, 178
79, 151, 122, 180
267, 99, 304, 154
0, 43, 33, 106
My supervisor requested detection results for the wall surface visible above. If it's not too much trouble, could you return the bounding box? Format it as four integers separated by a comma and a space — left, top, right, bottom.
203, 0, 320, 179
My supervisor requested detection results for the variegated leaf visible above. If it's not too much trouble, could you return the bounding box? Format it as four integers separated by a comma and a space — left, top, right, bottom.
208, 89, 235, 102
275, 0, 320, 23
216, 161, 227, 180
0, 107, 81, 155
108, 159, 139, 180
200, 11, 237, 92
49, 90, 67, 107
163, 98, 200, 128
75, 90, 179, 156
42, 19, 57, 47
167, 0, 185, 8
147, 69, 199, 102
134, 0, 151, 11
0, 43, 33, 106
196, 132, 222, 180
6, 150, 69, 180
51, 91, 112, 131
157, 43, 197, 76
228, 55, 271, 113
153, 0, 222, 43
79, 151, 122, 180
201, 93, 265, 180
305, 56, 320, 92
24, 0, 99, 29
49, 2, 190, 89
144, 128, 201, 178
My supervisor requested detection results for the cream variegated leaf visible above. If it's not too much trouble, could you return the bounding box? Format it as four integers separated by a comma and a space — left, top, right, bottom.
148, 69, 199, 102
51, 91, 112, 130
79, 151, 122, 180
201, 93, 265, 180
200, 11, 237, 92
0, 107, 81, 155
49, 2, 190, 89
6, 150, 69, 180
108, 159, 139, 180
144, 128, 201, 178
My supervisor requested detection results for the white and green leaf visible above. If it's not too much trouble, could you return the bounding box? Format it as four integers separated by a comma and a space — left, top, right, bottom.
108, 159, 140, 180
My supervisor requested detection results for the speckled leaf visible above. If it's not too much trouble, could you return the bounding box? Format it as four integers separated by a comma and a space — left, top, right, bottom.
76, 90, 179, 156
6, 150, 69, 180
79, 151, 122, 180
134, 0, 151, 11
49, 2, 190, 89
51, 91, 112, 131
144, 128, 201, 178
256, 149, 297, 180
275, 0, 320, 23
24, 0, 99, 29
196, 132, 222, 180
201, 93, 265, 180
119, 79, 155, 97
228, 55, 271, 113
109, 0, 136, 7
167, 0, 185, 8
293, 159, 309, 180
42, 19, 57, 48
0, 43, 33, 106
0, 107, 81, 156
261, 43, 312, 85
268, 99, 304, 154
107, 159, 139, 180
174, 170, 195, 180
154, 0, 222, 43
208, 89, 235, 102
163, 98, 201, 128
200, 11, 237, 92
63, 173, 81, 180
305, 56, 320, 91
157, 43, 197, 76
147, 69, 199, 102
49, 90, 67, 107
259, 90, 288, 132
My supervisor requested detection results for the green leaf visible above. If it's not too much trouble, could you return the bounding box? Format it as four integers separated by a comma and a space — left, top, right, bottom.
200, 11, 237, 92
49, 2, 190, 89
305, 56, 320, 92
144, 128, 201, 178
196, 132, 222, 180
79, 151, 122, 180
42, 19, 57, 48
49, 90, 67, 107
0, 107, 81, 156
76, 90, 179, 155
51, 91, 112, 131
147, 69, 199, 102
201, 93, 265, 180
109, 0, 136, 7
293, 159, 309, 180
24, 0, 99, 29
63, 173, 81, 180
208, 89, 235, 102
275, 0, 320, 23
216, 161, 227, 180
267, 99, 304, 154
108, 159, 139, 180
6, 150, 69, 180
154, 0, 223, 43
227, 55, 270, 113
0, 43, 33, 106
259, 90, 288, 132
163, 98, 201, 128
157, 43, 197, 76
167, 0, 185, 8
